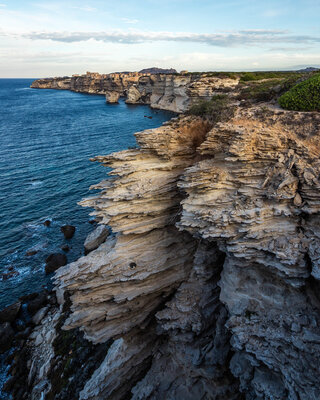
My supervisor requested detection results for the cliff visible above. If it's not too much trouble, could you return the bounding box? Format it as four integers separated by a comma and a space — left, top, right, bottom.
31, 71, 239, 113
53, 107, 320, 400
4, 82, 320, 399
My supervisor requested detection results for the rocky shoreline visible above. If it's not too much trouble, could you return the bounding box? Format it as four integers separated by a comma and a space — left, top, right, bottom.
2, 74, 320, 399
30, 71, 240, 113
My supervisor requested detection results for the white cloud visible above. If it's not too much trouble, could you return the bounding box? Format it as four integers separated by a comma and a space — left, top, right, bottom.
12, 29, 320, 47
121, 18, 139, 24
70, 6, 97, 12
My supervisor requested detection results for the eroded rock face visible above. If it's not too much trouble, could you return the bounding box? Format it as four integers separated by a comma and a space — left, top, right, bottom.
105, 91, 120, 103
177, 107, 320, 399
28, 106, 320, 399
31, 72, 239, 113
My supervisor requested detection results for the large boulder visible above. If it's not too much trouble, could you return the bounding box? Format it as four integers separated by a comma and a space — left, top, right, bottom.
84, 225, 109, 254
45, 253, 67, 274
0, 322, 14, 352
60, 225, 76, 239
0, 302, 21, 323
27, 292, 48, 315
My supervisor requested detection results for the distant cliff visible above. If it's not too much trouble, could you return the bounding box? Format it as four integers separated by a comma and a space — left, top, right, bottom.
138, 67, 177, 74
31, 71, 239, 113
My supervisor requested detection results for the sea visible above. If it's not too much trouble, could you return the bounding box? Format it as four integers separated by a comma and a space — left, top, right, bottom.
0, 79, 174, 310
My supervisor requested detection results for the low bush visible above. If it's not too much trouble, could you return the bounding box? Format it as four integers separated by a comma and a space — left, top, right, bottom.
278, 73, 320, 111
188, 94, 235, 123
240, 71, 300, 82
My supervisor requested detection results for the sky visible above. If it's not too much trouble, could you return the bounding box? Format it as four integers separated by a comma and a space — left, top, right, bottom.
0, 0, 320, 77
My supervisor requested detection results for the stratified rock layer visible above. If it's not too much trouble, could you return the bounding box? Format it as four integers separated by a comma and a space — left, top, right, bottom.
31, 72, 239, 112
53, 106, 320, 400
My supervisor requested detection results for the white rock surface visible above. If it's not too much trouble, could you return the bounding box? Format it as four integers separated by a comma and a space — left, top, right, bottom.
84, 224, 109, 254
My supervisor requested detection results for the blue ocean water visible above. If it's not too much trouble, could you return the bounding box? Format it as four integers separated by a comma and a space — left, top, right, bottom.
0, 79, 173, 309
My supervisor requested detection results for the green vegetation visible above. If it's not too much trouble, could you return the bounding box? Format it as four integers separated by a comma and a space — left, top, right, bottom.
239, 71, 300, 82
188, 94, 235, 123
278, 73, 320, 111
238, 73, 305, 103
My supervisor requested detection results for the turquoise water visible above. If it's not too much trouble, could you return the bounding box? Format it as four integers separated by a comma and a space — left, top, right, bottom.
0, 79, 173, 309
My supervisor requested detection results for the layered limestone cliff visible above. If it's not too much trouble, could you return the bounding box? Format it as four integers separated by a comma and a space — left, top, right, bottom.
4, 99, 320, 399
31, 72, 239, 113
51, 107, 320, 399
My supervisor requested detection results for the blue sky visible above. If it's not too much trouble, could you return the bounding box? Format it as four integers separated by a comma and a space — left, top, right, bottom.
0, 0, 319, 77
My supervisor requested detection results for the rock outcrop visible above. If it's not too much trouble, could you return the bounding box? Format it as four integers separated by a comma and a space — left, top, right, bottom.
3, 93, 320, 399
84, 225, 109, 254
53, 106, 320, 400
31, 71, 239, 113
105, 91, 120, 104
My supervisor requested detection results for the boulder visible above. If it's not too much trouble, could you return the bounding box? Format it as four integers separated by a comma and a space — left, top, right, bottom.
27, 292, 48, 315
43, 219, 51, 227
0, 322, 14, 352
1, 269, 19, 280
45, 253, 67, 274
61, 245, 70, 252
84, 225, 109, 254
60, 225, 76, 239
0, 302, 21, 323
32, 306, 49, 325
26, 249, 38, 256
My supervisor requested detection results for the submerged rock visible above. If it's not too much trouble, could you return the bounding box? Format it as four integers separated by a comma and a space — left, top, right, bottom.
0, 302, 21, 323
27, 291, 48, 315
60, 225, 76, 239
61, 244, 70, 252
0, 322, 14, 352
45, 253, 67, 274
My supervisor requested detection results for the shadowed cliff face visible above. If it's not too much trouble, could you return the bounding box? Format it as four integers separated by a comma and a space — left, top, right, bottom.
51, 107, 320, 400
31, 72, 239, 113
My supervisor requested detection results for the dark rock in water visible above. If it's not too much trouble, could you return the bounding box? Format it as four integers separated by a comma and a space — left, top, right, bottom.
1, 269, 19, 280
3, 375, 16, 393
19, 292, 39, 303
60, 225, 76, 239
0, 302, 21, 323
14, 318, 26, 332
26, 249, 38, 256
61, 244, 70, 252
27, 292, 48, 315
0, 322, 14, 352
44, 219, 51, 227
45, 253, 67, 274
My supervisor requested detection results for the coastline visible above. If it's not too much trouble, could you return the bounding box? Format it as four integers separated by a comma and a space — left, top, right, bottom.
2, 73, 320, 399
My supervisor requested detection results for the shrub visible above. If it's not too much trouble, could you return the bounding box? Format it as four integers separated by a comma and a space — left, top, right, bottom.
188, 94, 235, 123
278, 73, 320, 111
